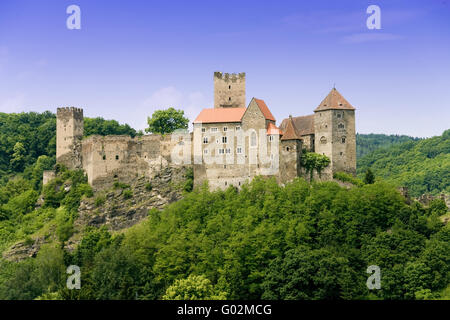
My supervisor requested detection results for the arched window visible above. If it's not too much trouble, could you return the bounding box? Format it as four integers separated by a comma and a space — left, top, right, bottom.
341, 137, 346, 143
338, 123, 345, 129
250, 131, 257, 147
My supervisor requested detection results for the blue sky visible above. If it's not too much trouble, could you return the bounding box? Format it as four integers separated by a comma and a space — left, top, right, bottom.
0, 0, 449, 137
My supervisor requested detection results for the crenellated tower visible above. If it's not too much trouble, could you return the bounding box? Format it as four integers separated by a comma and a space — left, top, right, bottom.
56, 107, 84, 169
214, 72, 246, 108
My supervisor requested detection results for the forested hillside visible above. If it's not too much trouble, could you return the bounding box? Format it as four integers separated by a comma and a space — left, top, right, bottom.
0, 177, 448, 300
356, 133, 420, 159
357, 130, 450, 197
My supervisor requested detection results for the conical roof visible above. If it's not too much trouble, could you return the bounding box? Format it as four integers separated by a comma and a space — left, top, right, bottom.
281, 116, 302, 140
314, 88, 355, 112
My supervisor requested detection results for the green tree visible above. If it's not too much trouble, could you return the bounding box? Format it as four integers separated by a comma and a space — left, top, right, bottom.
10, 142, 26, 171
145, 108, 189, 135
163, 275, 227, 300
363, 169, 375, 184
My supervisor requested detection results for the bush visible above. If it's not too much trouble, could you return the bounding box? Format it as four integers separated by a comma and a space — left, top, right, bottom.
333, 171, 364, 187
123, 189, 133, 199
145, 183, 153, 191
95, 195, 106, 207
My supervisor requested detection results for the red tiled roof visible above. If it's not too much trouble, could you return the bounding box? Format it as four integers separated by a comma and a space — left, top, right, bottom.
193, 107, 247, 124
254, 98, 276, 121
266, 122, 282, 135
281, 117, 302, 141
280, 114, 314, 136
314, 88, 355, 112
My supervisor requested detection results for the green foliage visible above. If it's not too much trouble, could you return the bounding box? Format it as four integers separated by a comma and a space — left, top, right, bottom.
333, 171, 364, 186
0, 111, 56, 175
301, 150, 330, 180
123, 189, 133, 199
113, 181, 130, 190
183, 167, 194, 192
163, 275, 227, 300
94, 195, 106, 207
363, 169, 375, 184
357, 129, 450, 196
84, 117, 139, 138
145, 108, 189, 135
356, 133, 420, 159
145, 182, 153, 191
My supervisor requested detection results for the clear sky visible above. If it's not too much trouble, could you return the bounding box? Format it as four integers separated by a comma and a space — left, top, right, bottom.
0, 0, 449, 137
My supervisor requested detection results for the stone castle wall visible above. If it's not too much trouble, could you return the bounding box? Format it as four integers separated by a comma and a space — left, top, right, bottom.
81, 133, 191, 189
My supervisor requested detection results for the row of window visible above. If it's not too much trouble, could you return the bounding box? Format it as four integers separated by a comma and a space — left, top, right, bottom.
202, 126, 241, 133
203, 133, 275, 146
203, 147, 243, 155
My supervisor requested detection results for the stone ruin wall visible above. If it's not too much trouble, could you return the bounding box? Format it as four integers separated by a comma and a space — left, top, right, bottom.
81, 133, 193, 190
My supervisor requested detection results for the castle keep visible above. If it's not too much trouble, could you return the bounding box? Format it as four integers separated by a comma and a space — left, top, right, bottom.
54, 72, 356, 190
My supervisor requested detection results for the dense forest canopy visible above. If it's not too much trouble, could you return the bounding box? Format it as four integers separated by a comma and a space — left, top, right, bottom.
356, 133, 421, 159
0, 177, 448, 300
357, 129, 450, 197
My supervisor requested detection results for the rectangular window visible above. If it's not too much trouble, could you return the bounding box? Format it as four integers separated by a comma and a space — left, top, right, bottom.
211, 127, 218, 132
203, 137, 208, 144
269, 135, 274, 142
223, 127, 228, 132
235, 126, 241, 131
236, 147, 243, 154
218, 148, 225, 154
201, 127, 206, 133
225, 148, 231, 154
222, 136, 227, 144
203, 149, 208, 154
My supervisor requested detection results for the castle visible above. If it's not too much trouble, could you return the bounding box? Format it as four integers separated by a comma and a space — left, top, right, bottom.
48, 72, 356, 190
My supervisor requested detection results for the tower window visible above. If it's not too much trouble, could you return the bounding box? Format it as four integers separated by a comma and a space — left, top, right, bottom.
341, 137, 346, 143
338, 123, 345, 129
337, 114, 342, 118
229, 97, 231, 101
286, 147, 290, 152
115, 155, 119, 160
102, 155, 106, 160
229, 85, 231, 89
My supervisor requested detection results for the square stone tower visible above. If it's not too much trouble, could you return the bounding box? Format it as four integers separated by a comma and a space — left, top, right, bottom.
214, 72, 246, 108
314, 88, 356, 176
56, 107, 84, 169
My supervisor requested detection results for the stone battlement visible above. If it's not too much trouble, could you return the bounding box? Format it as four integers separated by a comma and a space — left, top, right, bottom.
214, 72, 246, 81
57, 107, 84, 119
